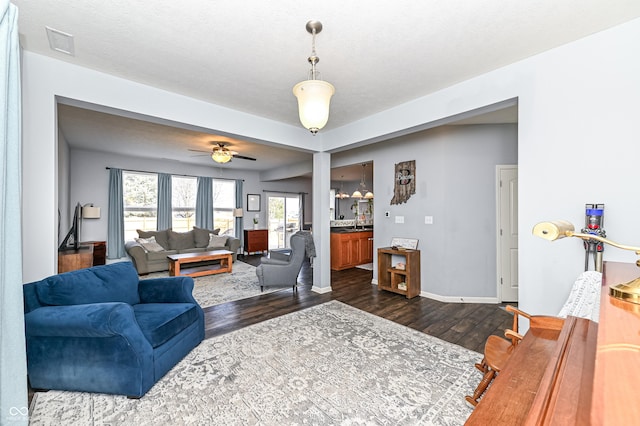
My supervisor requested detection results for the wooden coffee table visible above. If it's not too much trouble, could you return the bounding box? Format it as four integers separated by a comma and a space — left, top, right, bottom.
167, 250, 233, 278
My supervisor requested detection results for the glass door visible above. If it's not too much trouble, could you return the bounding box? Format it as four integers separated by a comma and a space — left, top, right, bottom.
267, 193, 301, 249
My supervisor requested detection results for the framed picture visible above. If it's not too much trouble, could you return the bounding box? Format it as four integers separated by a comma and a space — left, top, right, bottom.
247, 194, 261, 212
390, 237, 419, 250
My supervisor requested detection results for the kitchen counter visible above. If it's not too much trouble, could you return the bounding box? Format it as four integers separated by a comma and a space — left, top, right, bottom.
331, 227, 373, 233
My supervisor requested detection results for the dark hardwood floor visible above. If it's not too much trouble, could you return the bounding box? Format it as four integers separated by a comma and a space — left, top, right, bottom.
28, 256, 514, 405
208, 255, 514, 353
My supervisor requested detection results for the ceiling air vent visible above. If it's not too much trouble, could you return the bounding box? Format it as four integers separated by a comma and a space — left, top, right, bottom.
45, 26, 75, 56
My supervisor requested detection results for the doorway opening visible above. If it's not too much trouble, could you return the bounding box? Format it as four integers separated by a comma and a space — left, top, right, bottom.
267, 193, 302, 250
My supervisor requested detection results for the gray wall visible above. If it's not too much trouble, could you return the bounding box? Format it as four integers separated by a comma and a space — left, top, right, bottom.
67, 149, 312, 245
334, 123, 517, 300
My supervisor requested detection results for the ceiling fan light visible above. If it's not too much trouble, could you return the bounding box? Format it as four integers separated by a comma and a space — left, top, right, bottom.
293, 80, 335, 134
211, 150, 232, 164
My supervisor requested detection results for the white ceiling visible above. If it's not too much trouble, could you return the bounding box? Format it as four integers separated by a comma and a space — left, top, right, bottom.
12, 0, 640, 176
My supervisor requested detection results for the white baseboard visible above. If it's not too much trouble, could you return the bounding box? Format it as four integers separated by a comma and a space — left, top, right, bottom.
365, 278, 501, 303
311, 285, 332, 294
419, 291, 500, 304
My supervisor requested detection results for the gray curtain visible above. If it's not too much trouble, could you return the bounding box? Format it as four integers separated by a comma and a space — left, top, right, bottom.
0, 2, 28, 423
157, 173, 172, 230
196, 176, 213, 229
235, 179, 243, 246
107, 168, 126, 259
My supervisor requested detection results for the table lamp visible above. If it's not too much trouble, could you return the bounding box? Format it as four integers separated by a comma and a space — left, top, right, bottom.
533, 220, 640, 304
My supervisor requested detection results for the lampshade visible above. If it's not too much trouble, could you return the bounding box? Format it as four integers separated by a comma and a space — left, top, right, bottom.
292, 20, 335, 135
211, 150, 232, 164
351, 189, 362, 199
233, 208, 244, 218
293, 80, 335, 134
82, 204, 100, 219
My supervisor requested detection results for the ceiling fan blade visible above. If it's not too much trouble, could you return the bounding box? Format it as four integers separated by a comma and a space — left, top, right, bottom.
188, 148, 211, 153
232, 154, 257, 161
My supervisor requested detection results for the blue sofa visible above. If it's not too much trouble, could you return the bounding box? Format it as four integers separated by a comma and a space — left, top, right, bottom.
23, 261, 204, 397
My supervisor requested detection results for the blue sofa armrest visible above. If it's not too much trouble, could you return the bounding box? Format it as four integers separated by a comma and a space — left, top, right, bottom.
25, 303, 148, 343
138, 276, 197, 304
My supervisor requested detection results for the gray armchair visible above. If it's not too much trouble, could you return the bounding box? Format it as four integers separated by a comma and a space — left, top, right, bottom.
255, 233, 307, 291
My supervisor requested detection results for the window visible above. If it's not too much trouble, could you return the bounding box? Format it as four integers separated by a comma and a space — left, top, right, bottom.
172, 176, 197, 232
213, 180, 236, 235
122, 171, 236, 238
123, 171, 158, 241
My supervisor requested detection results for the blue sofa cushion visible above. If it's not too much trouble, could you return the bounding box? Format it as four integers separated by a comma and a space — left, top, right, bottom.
35, 262, 140, 306
133, 303, 199, 348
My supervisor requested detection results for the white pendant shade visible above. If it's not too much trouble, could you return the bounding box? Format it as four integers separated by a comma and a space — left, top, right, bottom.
351, 189, 362, 199
293, 79, 335, 134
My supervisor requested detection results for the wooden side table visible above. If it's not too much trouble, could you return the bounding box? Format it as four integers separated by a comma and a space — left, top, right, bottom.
82, 240, 106, 265
244, 229, 268, 255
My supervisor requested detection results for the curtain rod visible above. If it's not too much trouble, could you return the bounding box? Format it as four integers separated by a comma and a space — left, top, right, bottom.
105, 167, 244, 182
262, 190, 308, 195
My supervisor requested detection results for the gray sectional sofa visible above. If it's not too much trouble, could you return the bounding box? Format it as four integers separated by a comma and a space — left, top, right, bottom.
125, 227, 240, 275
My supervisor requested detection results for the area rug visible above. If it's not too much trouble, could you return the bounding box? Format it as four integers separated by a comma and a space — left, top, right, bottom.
356, 262, 374, 271
29, 301, 480, 425
142, 261, 281, 308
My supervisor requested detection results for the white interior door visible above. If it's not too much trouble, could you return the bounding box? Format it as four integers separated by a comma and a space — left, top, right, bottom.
497, 166, 518, 302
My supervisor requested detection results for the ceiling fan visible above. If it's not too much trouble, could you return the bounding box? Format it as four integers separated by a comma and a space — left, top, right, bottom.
189, 142, 257, 164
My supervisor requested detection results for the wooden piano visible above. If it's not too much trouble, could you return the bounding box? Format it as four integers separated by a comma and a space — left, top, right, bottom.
466, 261, 640, 425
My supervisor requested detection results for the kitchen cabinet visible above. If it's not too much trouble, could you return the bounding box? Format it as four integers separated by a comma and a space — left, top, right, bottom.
330, 231, 373, 270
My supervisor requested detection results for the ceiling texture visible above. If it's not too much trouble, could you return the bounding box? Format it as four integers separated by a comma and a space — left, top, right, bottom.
12, 0, 640, 178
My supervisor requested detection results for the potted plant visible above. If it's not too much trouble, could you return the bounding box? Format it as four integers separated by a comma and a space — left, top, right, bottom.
253, 215, 259, 230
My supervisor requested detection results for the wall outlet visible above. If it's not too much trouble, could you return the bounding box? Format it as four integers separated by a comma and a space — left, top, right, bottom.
395, 215, 404, 224
425, 216, 433, 224
385, 211, 390, 217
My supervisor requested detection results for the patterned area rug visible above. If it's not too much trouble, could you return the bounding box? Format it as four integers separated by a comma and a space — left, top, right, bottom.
29, 301, 479, 425
142, 261, 280, 308
355, 262, 374, 271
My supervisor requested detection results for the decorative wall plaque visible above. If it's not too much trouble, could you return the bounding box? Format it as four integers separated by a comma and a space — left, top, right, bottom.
390, 160, 416, 205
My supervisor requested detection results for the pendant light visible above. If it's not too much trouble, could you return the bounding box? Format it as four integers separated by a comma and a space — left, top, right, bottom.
352, 163, 374, 199
292, 21, 335, 135
335, 176, 350, 199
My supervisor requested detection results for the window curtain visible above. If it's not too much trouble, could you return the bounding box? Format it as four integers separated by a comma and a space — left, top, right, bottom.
107, 168, 126, 259
235, 179, 243, 247
195, 176, 213, 229
157, 173, 172, 230
0, 2, 28, 423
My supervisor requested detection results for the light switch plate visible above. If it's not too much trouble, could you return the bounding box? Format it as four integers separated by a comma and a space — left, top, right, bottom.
395, 216, 404, 224
425, 216, 433, 224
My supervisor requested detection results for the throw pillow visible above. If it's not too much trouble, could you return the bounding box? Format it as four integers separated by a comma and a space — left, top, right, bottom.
193, 226, 221, 247
137, 229, 170, 249
207, 234, 228, 248
168, 230, 196, 250
135, 236, 165, 252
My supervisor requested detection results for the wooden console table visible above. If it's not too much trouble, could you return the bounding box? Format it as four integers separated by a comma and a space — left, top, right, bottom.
58, 245, 94, 273
466, 261, 640, 425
